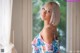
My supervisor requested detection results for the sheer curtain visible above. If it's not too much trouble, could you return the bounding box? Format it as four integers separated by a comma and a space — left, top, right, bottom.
67, 2, 80, 53
0, 0, 14, 53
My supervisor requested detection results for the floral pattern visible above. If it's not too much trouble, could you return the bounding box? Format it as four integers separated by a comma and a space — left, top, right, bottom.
32, 33, 60, 53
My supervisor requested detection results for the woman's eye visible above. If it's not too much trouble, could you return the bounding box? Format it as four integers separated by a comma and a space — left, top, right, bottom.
47, 10, 51, 13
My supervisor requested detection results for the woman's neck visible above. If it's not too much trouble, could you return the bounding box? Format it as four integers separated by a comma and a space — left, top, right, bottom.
44, 20, 49, 27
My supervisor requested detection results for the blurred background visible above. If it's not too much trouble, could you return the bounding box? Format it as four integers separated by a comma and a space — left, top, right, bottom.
32, 0, 66, 53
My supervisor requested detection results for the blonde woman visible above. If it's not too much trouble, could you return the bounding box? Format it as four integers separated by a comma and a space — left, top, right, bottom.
32, 2, 60, 53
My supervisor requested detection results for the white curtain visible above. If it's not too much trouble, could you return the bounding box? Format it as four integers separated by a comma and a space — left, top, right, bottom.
67, 2, 80, 53
0, 0, 14, 53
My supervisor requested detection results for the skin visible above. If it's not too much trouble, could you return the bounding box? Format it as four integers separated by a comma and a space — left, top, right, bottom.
40, 3, 57, 44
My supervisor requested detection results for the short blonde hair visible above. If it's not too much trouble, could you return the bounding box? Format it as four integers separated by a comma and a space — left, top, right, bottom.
45, 2, 60, 26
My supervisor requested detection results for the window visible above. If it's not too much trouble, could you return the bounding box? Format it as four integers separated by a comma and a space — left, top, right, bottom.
32, 0, 66, 53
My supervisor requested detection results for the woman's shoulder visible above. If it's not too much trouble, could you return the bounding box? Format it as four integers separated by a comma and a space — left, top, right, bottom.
31, 33, 42, 47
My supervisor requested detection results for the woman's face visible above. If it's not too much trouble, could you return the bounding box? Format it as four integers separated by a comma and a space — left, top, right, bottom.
40, 4, 53, 21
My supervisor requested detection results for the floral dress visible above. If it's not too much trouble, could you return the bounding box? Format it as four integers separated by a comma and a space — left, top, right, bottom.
31, 33, 60, 53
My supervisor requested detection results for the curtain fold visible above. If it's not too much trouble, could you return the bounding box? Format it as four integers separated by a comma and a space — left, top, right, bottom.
0, 0, 14, 53
67, 2, 80, 53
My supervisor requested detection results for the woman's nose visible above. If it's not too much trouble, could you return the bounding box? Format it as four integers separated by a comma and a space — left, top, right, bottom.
43, 10, 47, 14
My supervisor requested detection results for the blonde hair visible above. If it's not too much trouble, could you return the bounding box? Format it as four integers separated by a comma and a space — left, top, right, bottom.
43, 2, 60, 26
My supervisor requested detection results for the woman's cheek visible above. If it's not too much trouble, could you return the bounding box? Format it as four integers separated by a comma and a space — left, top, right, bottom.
40, 14, 45, 20
41, 13, 46, 20
46, 14, 51, 19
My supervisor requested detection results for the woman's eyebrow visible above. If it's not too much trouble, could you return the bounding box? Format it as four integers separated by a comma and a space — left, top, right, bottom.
42, 7, 45, 9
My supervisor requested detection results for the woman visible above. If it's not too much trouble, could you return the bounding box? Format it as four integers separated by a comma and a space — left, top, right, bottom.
32, 2, 60, 53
